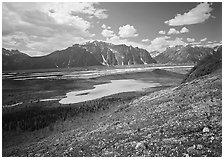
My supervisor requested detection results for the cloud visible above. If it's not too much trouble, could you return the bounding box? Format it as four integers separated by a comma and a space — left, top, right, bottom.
169, 37, 186, 47
165, 3, 213, 26
167, 28, 180, 35
49, 9, 55, 13
147, 36, 170, 52
101, 24, 106, 29
207, 41, 213, 44
180, 27, 189, 33
190, 41, 201, 45
147, 36, 187, 52
94, 9, 108, 19
101, 24, 112, 29
57, 2, 108, 19
158, 30, 166, 34
3, 32, 89, 56
118, 24, 138, 38
200, 37, 207, 41
2, 2, 108, 56
205, 42, 221, 48
105, 36, 147, 51
101, 29, 115, 37
187, 38, 195, 42
142, 39, 149, 42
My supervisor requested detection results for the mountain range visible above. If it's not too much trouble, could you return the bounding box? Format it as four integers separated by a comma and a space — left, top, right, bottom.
2, 41, 221, 71
154, 45, 214, 64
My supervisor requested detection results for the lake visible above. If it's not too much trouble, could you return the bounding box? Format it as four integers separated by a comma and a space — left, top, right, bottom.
59, 79, 161, 104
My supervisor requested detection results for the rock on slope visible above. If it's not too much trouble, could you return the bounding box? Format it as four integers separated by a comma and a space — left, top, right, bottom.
183, 46, 222, 83
154, 45, 214, 64
4, 70, 221, 157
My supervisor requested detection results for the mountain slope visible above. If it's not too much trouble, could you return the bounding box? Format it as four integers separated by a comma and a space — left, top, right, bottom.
83, 41, 156, 66
2, 48, 31, 70
154, 45, 214, 64
2, 45, 102, 70
2, 41, 156, 71
182, 46, 222, 83
29, 44, 102, 69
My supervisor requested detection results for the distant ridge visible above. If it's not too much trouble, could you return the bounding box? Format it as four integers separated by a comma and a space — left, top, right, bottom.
2, 41, 156, 71
154, 45, 214, 64
2, 41, 221, 71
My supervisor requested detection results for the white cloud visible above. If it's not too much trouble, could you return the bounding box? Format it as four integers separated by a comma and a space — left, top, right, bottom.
205, 42, 221, 48
101, 24, 112, 29
94, 9, 108, 19
180, 27, 189, 33
118, 24, 138, 38
101, 29, 115, 37
2, 2, 108, 56
51, 2, 108, 19
187, 38, 195, 42
169, 37, 186, 47
200, 38, 207, 41
167, 28, 180, 35
101, 24, 106, 29
165, 3, 213, 26
159, 30, 166, 34
207, 41, 213, 44
190, 41, 201, 45
105, 35, 147, 51
142, 39, 149, 42
147, 36, 170, 52
147, 36, 187, 52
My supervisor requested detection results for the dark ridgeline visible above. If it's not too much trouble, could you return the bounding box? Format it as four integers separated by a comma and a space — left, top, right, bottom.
182, 45, 222, 83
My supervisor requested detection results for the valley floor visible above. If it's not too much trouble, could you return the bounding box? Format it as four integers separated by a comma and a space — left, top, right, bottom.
2, 68, 222, 157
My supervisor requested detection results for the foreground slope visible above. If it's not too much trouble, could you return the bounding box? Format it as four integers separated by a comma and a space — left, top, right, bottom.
3, 70, 221, 157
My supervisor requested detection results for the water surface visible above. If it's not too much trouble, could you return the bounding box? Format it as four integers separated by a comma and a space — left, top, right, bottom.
59, 79, 160, 104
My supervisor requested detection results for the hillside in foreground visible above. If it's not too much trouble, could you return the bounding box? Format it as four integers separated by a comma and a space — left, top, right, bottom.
3, 68, 221, 157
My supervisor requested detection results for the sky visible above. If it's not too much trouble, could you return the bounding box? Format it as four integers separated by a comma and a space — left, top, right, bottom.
2, 2, 222, 56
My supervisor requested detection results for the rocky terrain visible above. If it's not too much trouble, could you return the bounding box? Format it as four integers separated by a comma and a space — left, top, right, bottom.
3, 67, 222, 157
